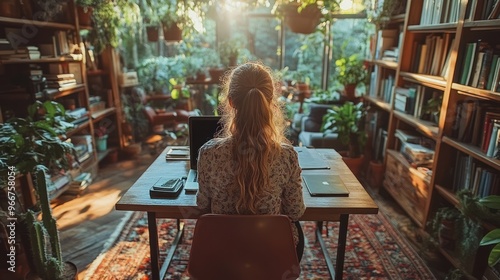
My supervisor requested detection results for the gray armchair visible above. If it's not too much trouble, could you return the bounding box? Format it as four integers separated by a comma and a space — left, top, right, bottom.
297, 102, 347, 150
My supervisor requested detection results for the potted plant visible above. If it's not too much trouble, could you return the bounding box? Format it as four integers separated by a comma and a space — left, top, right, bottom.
203, 48, 226, 83
321, 101, 367, 175
94, 125, 108, 152
335, 53, 368, 100
218, 36, 245, 67
157, 0, 209, 42
479, 195, 500, 267
75, 0, 98, 26
273, 0, 340, 34
0, 101, 77, 279
309, 89, 341, 105
138, 0, 161, 41
428, 207, 462, 251
421, 94, 443, 124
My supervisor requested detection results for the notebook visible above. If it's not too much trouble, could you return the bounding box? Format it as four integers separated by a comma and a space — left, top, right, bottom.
294, 146, 330, 170
184, 116, 223, 193
302, 174, 349, 197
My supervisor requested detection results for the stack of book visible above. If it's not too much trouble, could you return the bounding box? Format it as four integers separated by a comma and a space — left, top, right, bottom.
67, 107, 89, 125
401, 142, 434, 167
44, 73, 77, 91
0, 38, 15, 58
48, 172, 71, 198
65, 172, 92, 195
1, 45, 40, 60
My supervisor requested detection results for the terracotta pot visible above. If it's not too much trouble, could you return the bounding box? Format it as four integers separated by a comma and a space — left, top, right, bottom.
367, 160, 385, 189
283, 3, 321, 34
208, 68, 226, 83
77, 6, 93, 26
343, 84, 357, 100
163, 23, 182, 42
341, 153, 365, 177
146, 25, 159, 42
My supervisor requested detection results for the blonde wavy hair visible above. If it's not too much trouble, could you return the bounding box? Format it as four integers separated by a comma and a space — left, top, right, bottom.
218, 62, 288, 214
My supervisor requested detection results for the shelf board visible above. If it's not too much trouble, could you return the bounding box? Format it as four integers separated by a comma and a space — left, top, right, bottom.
452, 83, 500, 102
66, 121, 90, 137
407, 22, 458, 32
91, 107, 116, 121
400, 72, 447, 90
372, 59, 398, 69
393, 111, 439, 139
390, 13, 406, 23
464, 19, 500, 30
442, 136, 500, 169
435, 184, 460, 206
0, 16, 75, 29
363, 95, 392, 112
0, 56, 83, 65
46, 84, 86, 99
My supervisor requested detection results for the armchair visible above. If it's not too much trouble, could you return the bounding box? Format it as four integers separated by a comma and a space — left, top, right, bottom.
141, 94, 200, 152
297, 102, 347, 150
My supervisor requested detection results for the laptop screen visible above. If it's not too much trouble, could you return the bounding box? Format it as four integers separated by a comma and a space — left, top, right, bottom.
188, 116, 223, 170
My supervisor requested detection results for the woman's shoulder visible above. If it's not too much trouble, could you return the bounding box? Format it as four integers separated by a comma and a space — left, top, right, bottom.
279, 143, 298, 158
280, 142, 296, 152
200, 137, 231, 152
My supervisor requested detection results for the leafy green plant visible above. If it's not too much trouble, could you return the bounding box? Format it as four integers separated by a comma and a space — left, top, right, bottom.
309, 89, 340, 104
479, 195, 500, 266
365, 0, 404, 29
321, 101, 367, 158
136, 56, 187, 94
421, 94, 443, 123
335, 53, 367, 86
0, 101, 76, 279
218, 35, 245, 67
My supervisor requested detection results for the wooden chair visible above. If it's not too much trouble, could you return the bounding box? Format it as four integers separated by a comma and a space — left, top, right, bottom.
188, 214, 301, 280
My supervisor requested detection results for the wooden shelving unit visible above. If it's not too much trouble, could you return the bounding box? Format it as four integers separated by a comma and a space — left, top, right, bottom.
0, 0, 123, 200
366, 0, 500, 277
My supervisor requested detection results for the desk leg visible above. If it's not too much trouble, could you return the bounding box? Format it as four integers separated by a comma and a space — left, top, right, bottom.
315, 221, 336, 280
147, 214, 185, 280
336, 214, 349, 280
147, 212, 160, 280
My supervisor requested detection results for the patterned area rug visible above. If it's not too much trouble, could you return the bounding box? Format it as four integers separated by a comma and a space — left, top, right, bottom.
84, 211, 436, 280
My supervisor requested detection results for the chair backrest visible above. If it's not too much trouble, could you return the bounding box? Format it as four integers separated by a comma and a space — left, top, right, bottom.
188, 214, 301, 280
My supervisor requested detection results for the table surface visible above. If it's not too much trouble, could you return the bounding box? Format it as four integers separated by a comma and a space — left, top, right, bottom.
115, 147, 379, 220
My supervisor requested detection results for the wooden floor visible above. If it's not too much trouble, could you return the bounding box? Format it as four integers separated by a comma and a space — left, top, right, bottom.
52, 144, 450, 279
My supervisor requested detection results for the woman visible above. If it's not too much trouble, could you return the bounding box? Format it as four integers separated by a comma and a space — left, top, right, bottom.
196, 62, 305, 259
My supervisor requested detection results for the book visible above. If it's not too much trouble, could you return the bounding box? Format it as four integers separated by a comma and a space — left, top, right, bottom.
487, 122, 500, 157
44, 73, 75, 80
488, 0, 500, 19
477, 48, 494, 89
486, 55, 499, 90
457, 100, 476, 141
482, 113, 500, 152
460, 42, 476, 85
470, 51, 485, 87
418, 44, 428, 74
491, 56, 500, 91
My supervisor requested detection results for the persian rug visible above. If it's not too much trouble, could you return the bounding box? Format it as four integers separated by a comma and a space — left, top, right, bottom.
84, 211, 436, 280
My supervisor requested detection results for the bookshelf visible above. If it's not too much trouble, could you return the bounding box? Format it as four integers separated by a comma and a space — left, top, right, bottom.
367, 0, 500, 277
0, 1, 123, 200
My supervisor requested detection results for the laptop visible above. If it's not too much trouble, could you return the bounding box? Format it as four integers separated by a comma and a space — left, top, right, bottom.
294, 146, 330, 170
302, 174, 350, 197
184, 116, 223, 193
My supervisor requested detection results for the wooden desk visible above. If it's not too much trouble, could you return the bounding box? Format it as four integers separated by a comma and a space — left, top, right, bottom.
116, 147, 378, 280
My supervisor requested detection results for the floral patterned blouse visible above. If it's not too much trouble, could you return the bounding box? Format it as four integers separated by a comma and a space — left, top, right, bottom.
196, 137, 306, 244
